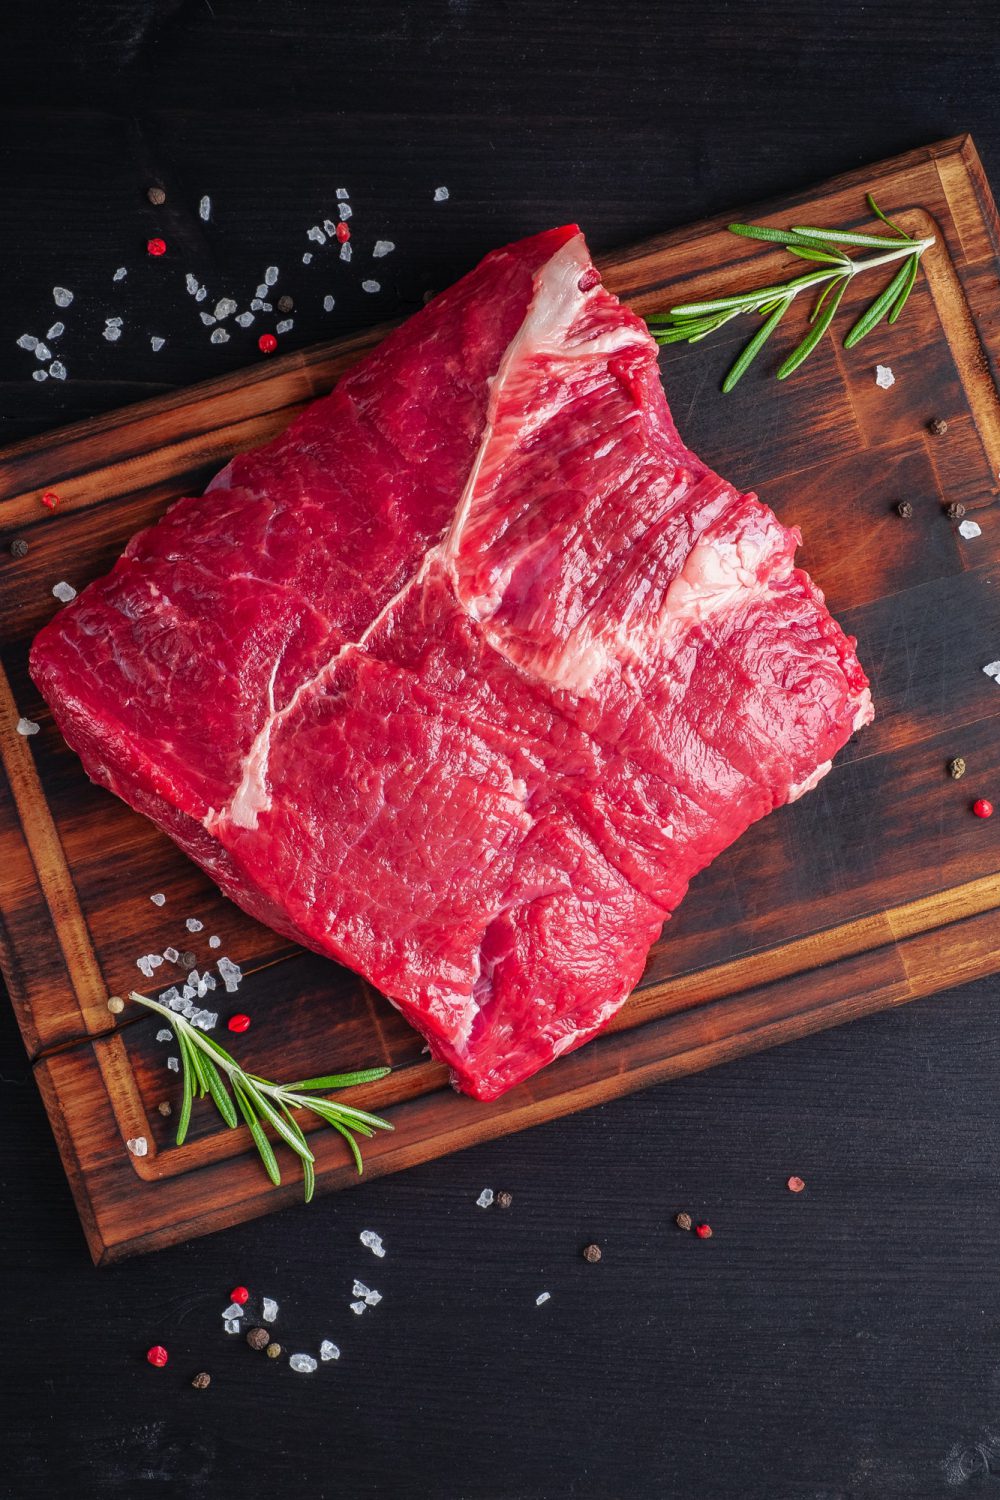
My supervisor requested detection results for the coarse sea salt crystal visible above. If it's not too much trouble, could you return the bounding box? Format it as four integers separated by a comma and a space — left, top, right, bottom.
103, 323, 121, 342
150, 336, 165, 352
17, 334, 37, 350
47, 323, 64, 339
302, 253, 313, 265
340, 242, 352, 262
199, 312, 217, 326
192, 1008, 218, 1030
251, 298, 264, 312
209, 935, 221, 949
49, 362, 67, 380
476, 1188, 494, 1208
264, 266, 279, 286
126, 1136, 148, 1157
148, 953, 164, 968
181, 983, 196, 1001
137, 955, 155, 977
875, 364, 895, 389
319, 1340, 340, 1361
167, 1055, 180, 1072
222, 1302, 244, 1320
360, 1229, 385, 1257
276, 319, 293, 334
433, 186, 449, 202
289, 1354, 317, 1373
150, 892, 166, 906
113, 267, 127, 281
163, 947, 179, 964
261, 302, 272, 313
53, 287, 73, 307
159, 985, 179, 1004
535, 1291, 551, 1306
361, 280, 380, 294
35, 342, 51, 361
339, 203, 352, 221
262, 1297, 278, 1322
982, 661, 1000, 682
336, 187, 349, 200
236, 312, 254, 328
323, 295, 335, 312
224, 1318, 240, 1335
323, 219, 337, 237
52, 581, 77, 603
156, 1028, 172, 1042
210, 328, 230, 344
203, 972, 216, 991
186, 917, 203, 932
959, 519, 982, 540
185, 273, 200, 296
195, 286, 207, 302
199, 195, 211, 222
214, 297, 237, 320
307, 226, 326, 244
352, 1279, 373, 1299
217, 957, 242, 992
32, 370, 48, 382
16, 717, 39, 736
350, 1301, 366, 1315
373, 240, 395, 258
255, 283, 268, 299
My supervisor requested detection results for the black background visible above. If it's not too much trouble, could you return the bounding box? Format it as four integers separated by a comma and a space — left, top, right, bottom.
4, 4, 1000, 1497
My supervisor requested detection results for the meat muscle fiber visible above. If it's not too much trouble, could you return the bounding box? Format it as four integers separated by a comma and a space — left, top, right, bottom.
31, 226, 872, 1100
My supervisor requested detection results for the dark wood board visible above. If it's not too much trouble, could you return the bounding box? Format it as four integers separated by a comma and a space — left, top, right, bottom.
3, 134, 1000, 1262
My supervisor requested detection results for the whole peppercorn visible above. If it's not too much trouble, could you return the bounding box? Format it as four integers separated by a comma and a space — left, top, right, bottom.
496, 1190, 513, 1209
146, 1345, 169, 1367
947, 501, 966, 520
147, 237, 167, 258
227, 1013, 252, 1034
973, 798, 994, 819
895, 500, 913, 519
9, 538, 28, 559
582, 1243, 602, 1263
694, 1222, 713, 1240
147, 186, 167, 206
266, 1342, 282, 1360
246, 1326, 270, 1352
191, 1371, 211, 1389
157, 1100, 172, 1117
948, 757, 967, 780
277, 295, 294, 315
928, 417, 949, 437
258, 333, 278, 355
179, 950, 196, 970
230, 1286, 249, 1305
787, 1175, 806, 1193
106, 995, 125, 1014
675, 1212, 693, 1232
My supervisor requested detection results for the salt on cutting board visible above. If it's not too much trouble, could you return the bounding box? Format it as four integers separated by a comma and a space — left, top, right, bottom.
2, 136, 1000, 1262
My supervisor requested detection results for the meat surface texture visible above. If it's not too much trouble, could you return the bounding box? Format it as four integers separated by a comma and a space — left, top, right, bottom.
31, 225, 872, 1101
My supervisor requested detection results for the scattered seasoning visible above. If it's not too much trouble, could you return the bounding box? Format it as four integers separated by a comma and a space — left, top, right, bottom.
230, 1286, 249, 1305
246, 1326, 270, 1351
157, 1100, 172, 1117
335, 221, 351, 243
227, 1013, 251, 1033
433, 186, 450, 202
476, 1187, 494, 1208
787, 1175, 806, 1193
191, 1371, 211, 1389
41, 490, 60, 511
262, 1298, 278, 1322
266, 1342, 282, 1359
675, 1212, 693, 1232
289, 1353, 318, 1373
319, 1340, 340, 1361
360, 1229, 386, 1257
127, 1136, 149, 1157
9, 538, 28, 559
179, 950, 196, 970
582, 1243, 602, 1263
146, 1345, 168, 1367
875, 364, 895, 389
959, 519, 983, 540
949, 757, 967, 780
946, 501, 966, 520
694, 1222, 713, 1239
16, 717, 39, 736
199, 195, 212, 223
496, 1190, 513, 1209
107, 995, 125, 1014
928, 416, 949, 436
147, 186, 166, 206
52, 580, 77, 603
258, 333, 278, 355
535, 1291, 551, 1306
147, 238, 167, 257
277, 295, 294, 315
973, 799, 994, 819
895, 500, 913, 519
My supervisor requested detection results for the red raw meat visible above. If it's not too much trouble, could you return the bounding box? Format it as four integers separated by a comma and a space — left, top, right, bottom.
31, 226, 872, 1100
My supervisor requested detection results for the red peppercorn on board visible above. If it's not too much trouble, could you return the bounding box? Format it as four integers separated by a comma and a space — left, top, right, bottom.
3, 136, 1000, 1261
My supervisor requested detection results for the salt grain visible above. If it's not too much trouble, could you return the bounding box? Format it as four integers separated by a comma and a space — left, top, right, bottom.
203, 973, 216, 991
210, 329, 230, 344
185, 273, 200, 296
433, 187, 449, 202
982, 661, 1000, 683
150, 892, 166, 906
156, 1028, 172, 1042
340, 243, 352, 262
360, 1229, 385, 1257
150, 337, 165, 351
136, 955, 155, 977
49, 362, 67, 380
319, 1340, 340, 1361
289, 1354, 317, 1373
336, 188, 349, 200
209, 935, 221, 949
148, 953, 164, 968
224, 1319, 241, 1335
34, 343, 51, 361
236, 312, 255, 328
195, 287, 207, 302
217, 957, 242, 992
113, 267, 127, 282
32, 371, 48, 382
16, 718, 39, 736
159, 985, 179, 1003
264, 266, 279, 286
875, 364, 895, 389
323, 295, 335, 312
352, 1279, 381, 1304
339, 203, 353, 221
251, 299, 264, 312
276, 319, 293, 334
222, 1302, 245, 1320
350, 1301, 366, 1315
323, 219, 337, 237
167, 1056, 180, 1072
52, 581, 77, 603
261, 302, 272, 313
53, 287, 73, 307
16, 334, 37, 350
199, 312, 217, 326
199, 195, 212, 222
959, 519, 982, 540
126, 1136, 148, 1157
255, 284, 268, 299
476, 1188, 494, 1208
262, 1297, 278, 1322
535, 1291, 551, 1306
47, 323, 64, 339
302, 253, 313, 265
373, 241, 395, 258
103, 323, 122, 343
163, 947, 179, 964
361, 281, 380, 294
307, 226, 327, 244
214, 297, 237, 320
186, 918, 204, 932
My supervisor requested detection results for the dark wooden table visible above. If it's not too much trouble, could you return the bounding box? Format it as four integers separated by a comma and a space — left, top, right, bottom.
5, 4, 1000, 1496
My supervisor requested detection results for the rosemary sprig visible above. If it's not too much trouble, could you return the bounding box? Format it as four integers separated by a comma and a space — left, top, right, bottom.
129, 990, 392, 1200
647, 194, 934, 392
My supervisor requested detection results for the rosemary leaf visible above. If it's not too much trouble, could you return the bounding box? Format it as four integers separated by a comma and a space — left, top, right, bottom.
887, 253, 920, 325
327, 1117, 365, 1175
843, 256, 916, 349
777, 278, 848, 379
785, 245, 852, 266
302, 1153, 316, 1204
866, 192, 908, 239
721, 302, 787, 393
198, 1053, 239, 1129
249, 1088, 316, 1163
727, 222, 817, 247
287, 1069, 391, 1091
175, 1033, 195, 1146
792, 225, 912, 250
234, 1079, 282, 1186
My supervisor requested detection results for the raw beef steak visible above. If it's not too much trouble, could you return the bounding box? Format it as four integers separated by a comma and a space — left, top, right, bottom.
31, 225, 872, 1101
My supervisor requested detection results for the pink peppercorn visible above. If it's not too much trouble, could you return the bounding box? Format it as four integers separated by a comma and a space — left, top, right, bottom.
146, 1345, 168, 1367
694, 1222, 713, 1239
973, 799, 994, 819
228, 1013, 251, 1033
336, 222, 351, 243
41, 490, 60, 511
147, 238, 167, 257
230, 1285, 249, 1305
258, 334, 277, 355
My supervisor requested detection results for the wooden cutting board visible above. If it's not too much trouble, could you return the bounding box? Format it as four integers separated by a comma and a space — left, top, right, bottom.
4, 134, 1000, 1264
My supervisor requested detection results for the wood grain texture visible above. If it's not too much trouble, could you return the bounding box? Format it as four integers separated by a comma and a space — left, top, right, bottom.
4, 134, 1000, 1262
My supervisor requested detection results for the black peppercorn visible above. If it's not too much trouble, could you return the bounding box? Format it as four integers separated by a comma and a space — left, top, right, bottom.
246, 1326, 270, 1351
496, 1190, 513, 1209
675, 1212, 693, 1232
928, 417, 948, 437
157, 1100, 172, 1117
9, 538, 28, 559
896, 500, 913, 519
179, 950, 196, 970
947, 501, 966, 520
277, 295, 294, 315
582, 1242, 602, 1263
147, 186, 166, 206
191, 1371, 211, 1389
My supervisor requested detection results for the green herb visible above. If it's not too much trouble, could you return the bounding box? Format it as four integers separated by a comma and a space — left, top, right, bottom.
647, 194, 934, 392
129, 990, 392, 1200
